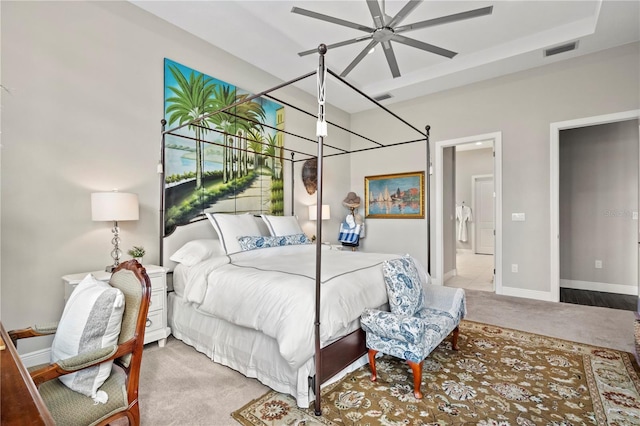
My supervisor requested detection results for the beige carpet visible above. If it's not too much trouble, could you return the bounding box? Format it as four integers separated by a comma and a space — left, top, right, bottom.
137, 290, 637, 424
232, 320, 640, 425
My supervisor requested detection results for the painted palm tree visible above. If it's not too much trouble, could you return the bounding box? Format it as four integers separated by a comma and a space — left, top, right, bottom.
207, 87, 266, 182
206, 85, 235, 183
264, 132, 278, 177
247, 129, 265, 171
237, 130, 246, 177
236, 94, 267, 133
235, 94, 267, 178
165, 64, 217, 189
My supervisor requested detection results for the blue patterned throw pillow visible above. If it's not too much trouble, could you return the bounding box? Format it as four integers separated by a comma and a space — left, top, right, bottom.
237, 233, 311, 251
383, 256, 425, 316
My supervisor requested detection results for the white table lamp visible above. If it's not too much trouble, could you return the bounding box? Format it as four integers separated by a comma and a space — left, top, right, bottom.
309, 204, 330, 243
91, 191, 139, 272
308, 204, 331, 221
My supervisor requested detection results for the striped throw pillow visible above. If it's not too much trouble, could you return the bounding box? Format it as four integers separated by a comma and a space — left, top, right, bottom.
51, 274, 125, 403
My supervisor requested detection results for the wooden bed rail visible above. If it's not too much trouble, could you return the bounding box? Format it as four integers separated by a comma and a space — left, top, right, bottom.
318, 328, 367, 384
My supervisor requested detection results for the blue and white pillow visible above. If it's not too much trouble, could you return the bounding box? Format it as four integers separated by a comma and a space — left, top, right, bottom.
237, 233, 311, 251
383, 256, 426, 317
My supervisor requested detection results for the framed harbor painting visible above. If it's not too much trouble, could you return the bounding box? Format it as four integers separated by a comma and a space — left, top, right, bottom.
364, 171, 425, 219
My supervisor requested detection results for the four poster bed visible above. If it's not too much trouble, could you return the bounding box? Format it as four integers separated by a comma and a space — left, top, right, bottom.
160, 45, 432, 413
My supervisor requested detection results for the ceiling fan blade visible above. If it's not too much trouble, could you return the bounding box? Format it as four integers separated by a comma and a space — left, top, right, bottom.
381, 41, 401, 78
387, 0, 423, 28
394, 6, 493, 33
392, 34, 457, 58
297, 35, 373, 57
341, 40, 379, 77
366, 0, 386, 27
291, 7, 374, 32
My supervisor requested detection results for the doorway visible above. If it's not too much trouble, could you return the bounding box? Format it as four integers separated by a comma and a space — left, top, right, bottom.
448, 146, 495, 292
434, 132, 502, 293
550, 109, 640, 304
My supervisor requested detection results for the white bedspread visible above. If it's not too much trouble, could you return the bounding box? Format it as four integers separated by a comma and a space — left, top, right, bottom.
181, 244, 402, 369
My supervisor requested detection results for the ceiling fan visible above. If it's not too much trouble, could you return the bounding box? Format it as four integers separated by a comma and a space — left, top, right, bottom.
292, 0, 493, 79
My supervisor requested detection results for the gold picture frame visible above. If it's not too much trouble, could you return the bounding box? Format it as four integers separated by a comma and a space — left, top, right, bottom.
364, 171, 425, 219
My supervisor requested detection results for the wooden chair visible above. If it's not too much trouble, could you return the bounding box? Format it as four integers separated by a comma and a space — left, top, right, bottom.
10, 260, 151, 425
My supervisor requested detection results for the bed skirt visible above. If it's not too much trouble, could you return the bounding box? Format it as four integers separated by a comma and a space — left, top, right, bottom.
168, 292, 369, 408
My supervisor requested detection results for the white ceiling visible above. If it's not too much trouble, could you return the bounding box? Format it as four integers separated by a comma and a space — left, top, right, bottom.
131, 0, 639, 113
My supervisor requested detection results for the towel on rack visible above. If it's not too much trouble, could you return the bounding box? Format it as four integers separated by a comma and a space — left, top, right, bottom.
455, 205, 473, 242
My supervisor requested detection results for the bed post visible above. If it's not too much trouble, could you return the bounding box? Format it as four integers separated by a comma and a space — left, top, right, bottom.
291, 152, 295, 216
425, 125, 431, 275
159, 119, 167, 267
314, 43, 328, 416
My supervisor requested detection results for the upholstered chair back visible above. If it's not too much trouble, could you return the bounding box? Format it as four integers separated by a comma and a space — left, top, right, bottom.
382, 256, 425, 317
109, 268, 145, 368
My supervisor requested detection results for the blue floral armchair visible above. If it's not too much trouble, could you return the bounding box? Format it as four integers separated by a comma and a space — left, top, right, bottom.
360, 256, 466, 399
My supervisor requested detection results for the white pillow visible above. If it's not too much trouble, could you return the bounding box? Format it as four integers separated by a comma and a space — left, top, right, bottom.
261, 215, 304, 236
51, 274, 125, 403
205, 213, 263, 254
170, 239, 224, 266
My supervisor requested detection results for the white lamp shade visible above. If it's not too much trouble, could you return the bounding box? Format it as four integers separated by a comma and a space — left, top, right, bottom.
309, 204, 331, 221
91, 192, 139, 221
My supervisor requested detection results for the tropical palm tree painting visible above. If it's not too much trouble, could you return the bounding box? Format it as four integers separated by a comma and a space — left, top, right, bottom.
163, 59, 285, 233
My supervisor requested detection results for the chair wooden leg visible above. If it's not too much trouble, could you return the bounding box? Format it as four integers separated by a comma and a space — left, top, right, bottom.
406, 360, 423, 399
452, 326, 460, 351
128, 402, 140, 426
368, 349, 378, 382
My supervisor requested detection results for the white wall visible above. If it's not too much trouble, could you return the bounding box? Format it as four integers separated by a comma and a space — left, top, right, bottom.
351, 42, 640, 297
0, 1, 351, 352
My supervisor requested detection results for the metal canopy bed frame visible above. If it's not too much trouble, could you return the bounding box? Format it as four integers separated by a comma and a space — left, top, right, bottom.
160, 44, 431, 415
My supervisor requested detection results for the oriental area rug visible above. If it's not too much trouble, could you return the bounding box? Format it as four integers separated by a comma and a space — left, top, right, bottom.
232, 320, 640, 425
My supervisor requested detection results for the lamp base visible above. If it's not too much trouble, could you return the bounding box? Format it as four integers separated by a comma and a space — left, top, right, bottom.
105, 264, 117, 273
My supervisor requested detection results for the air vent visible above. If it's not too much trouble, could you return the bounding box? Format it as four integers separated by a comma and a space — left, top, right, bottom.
544, 41, 578, 57
373, 93, 393, 102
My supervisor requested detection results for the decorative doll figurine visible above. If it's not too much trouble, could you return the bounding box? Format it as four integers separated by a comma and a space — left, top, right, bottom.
339, 192, 365, 249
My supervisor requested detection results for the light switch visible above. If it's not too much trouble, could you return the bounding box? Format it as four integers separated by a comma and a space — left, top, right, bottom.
633, 211, 638, 220
512, 213, 525, 221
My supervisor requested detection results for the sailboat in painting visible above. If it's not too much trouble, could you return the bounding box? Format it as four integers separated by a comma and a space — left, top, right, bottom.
373, 187, 391, 203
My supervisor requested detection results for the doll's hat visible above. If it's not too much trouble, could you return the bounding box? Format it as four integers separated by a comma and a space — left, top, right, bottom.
342, 192, 361, 208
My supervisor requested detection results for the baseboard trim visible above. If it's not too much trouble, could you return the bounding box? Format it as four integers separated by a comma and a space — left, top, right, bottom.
21, 348, 51, 368
560, 279, 638, 296
500, 286, 555, 302
444, 269, 457, 281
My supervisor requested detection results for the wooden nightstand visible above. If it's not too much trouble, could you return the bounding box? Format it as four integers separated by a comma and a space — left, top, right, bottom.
62, 264, 171, 347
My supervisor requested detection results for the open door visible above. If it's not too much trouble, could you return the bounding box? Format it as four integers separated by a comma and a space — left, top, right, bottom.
473, 175, 494, 255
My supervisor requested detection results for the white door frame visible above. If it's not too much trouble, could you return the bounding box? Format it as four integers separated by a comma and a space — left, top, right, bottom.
550, 109, 640, 302
434, 132, 502, 293
471, 174, 494, 255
